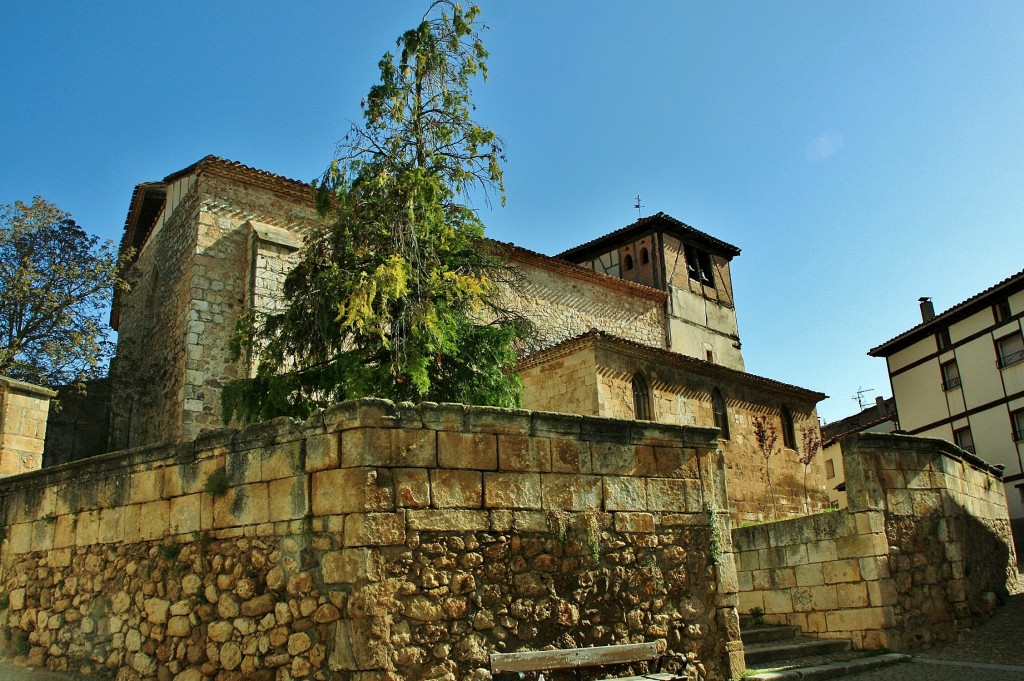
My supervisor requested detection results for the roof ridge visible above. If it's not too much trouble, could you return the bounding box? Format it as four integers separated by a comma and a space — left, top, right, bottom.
869, 267, 1024, 355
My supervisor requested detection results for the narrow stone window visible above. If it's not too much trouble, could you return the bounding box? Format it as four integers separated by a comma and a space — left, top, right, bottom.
632, 374, 651, 421
712, 388, 729, 439
640, 248, 650, 265
624, 254, 634, 271
781, 405, 796, 449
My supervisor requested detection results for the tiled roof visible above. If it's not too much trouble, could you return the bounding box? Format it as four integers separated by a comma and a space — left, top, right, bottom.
517, 328, 826, 402
556, 212, 741, 262
163, 155, 314, 195
868, 267, 1024, 356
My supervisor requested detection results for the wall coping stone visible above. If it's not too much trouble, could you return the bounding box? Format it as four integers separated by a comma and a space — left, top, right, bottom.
843, 432, 1005, 479
0, 375, 57, 399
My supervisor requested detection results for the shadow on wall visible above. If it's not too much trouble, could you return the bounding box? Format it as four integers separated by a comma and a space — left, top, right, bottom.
885, 495, 1015, 648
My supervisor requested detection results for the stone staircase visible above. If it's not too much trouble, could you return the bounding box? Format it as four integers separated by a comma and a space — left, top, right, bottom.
740, 620, 910, 680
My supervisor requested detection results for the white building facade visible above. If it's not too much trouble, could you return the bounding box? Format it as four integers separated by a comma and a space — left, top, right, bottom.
869, 270, 1024, 549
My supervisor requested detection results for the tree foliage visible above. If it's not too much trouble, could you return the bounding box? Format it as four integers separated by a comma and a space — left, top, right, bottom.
223, 1, 532, 424
0, 196, 128, 387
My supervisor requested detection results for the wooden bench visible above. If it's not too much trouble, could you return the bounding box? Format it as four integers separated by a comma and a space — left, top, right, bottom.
490, 641, 687, 681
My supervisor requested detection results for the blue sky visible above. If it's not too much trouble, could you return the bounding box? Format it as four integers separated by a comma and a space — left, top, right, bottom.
2, 1, 1022, 423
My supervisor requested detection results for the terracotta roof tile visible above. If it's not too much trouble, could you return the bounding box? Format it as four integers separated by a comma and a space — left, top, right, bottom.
517, 328, 826, 402
556, 212, 741, 262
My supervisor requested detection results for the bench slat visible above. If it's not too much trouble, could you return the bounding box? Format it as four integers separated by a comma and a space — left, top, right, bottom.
490, 642, 660, 673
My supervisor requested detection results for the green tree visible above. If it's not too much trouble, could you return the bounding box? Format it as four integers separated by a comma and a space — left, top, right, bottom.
223, 1, 532, 424
0, 196, 128, 387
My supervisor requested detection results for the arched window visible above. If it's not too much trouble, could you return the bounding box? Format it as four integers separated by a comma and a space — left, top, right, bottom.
632, 374, 651, 421
624, 254, 634, 271
640, 248, 650, 265
781, 405, 796, 449
712, 388, 729, 439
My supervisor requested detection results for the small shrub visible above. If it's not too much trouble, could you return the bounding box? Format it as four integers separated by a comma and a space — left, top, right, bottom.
160, 543, 182, 561
0, 592, 8, 610
13, 629, 29, 656
748, 606, 764, 626
204, 467, 229, 497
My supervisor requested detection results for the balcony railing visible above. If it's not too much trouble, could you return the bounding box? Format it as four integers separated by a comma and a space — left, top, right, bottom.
999, 349, 1024, 369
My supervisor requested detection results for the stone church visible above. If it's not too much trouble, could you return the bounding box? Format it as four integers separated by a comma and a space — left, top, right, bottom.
101, 155, 827, 523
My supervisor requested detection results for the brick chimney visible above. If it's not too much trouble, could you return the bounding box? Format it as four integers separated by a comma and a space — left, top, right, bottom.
919, 297, 935, 322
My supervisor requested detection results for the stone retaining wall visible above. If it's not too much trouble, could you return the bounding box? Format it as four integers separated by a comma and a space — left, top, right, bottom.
0, 399, 743, 680
734, 432, 1019, 651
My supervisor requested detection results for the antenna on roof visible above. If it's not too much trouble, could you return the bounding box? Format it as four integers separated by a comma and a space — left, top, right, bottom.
853, 387, 874, 410
634, 194, 644, 219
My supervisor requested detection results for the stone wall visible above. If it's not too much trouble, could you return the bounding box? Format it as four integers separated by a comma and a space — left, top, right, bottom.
0, 399, 744, 680
733, 432, 1019, 651
43, 379, 112, 467
109, 166, 318, 450
0, 376, 54, 477
520, 334, 829, 525
503, 246, 668, 354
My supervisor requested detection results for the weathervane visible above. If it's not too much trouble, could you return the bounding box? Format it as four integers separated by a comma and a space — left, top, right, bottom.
634, 194, 644, 219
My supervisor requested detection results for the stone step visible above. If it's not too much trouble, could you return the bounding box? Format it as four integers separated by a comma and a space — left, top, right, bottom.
741, 624, 802, 645
743, 636, 852, 666
742, 652, 911, 680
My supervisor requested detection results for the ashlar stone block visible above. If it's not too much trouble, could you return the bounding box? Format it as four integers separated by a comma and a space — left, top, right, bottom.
550, 438, 591, 473
268, 476, 308, 522
437, 431, 496, 470
484, 473, 542, 510
344, 427, 437, 469
540, 474, 602, 510
305, 432, 340, 472
169, 494, 202, 535
312, 468, 394, 516
603, 476, 646, 511
394, 468, 430, 508
498, 434, 551, 472
823, 559, 861, 584
431, 469, 482, 508
344, 512, 406, 546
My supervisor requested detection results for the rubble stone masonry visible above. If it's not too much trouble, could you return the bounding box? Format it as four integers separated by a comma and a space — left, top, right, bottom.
733, 432, 1019, 651
0, 399, 744, 681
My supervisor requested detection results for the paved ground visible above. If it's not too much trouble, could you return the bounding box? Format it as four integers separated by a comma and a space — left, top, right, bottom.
0, 663, 78, 680
847, 591, 1024, 681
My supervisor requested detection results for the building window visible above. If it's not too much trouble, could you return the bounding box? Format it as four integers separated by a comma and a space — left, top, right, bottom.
997, 332, 1024, 369
684, 243, 715, 288
941, 359, 961, 391
936, 328, 952, 350
712, 388, 729, 439
825, 459, 835, 479
632, 374, 651, 421
705, 349, 714, 363
994, 299, 1012, 324
1012, 409, 1024, 442
953, 426, 975, 454
624, 254, 634, 271
781, 405, 796, 449
640, 248, 650, 265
